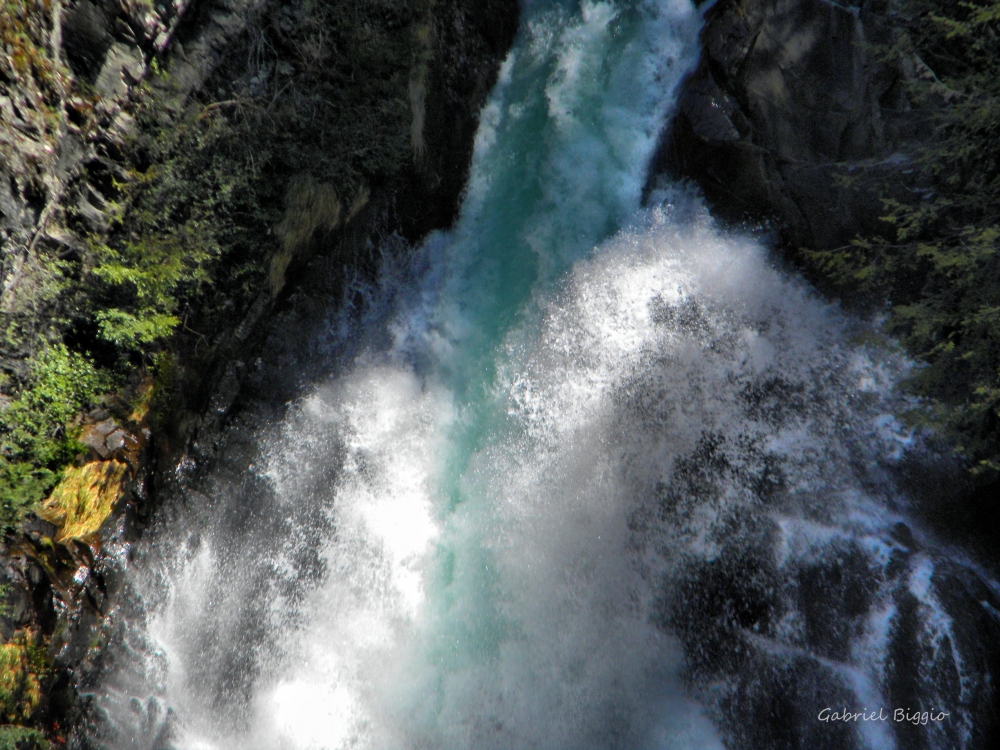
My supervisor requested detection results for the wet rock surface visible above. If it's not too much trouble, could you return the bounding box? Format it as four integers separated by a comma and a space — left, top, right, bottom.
653, 478, 1000, 750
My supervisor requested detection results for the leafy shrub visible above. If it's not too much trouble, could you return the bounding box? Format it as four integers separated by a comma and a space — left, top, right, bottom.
0, 726, 48, 750
0, 345, 107, 528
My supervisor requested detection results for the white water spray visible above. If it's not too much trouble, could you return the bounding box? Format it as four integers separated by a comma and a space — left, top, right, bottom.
86, 2, 999, 750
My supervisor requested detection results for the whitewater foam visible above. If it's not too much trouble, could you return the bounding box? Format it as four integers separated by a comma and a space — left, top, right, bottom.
84, 2, 1000, 750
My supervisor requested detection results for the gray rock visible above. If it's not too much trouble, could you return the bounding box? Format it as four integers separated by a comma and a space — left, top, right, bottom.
93, 418, 118, 437
105, 430, 127, 453
678, 72, 741, 144
80, 430, 111, 459
95, 42, 146, 99
76, 192, 108, 232
88, 407, 110, 421
650, 0, 914, 251
21, 513, 58, 539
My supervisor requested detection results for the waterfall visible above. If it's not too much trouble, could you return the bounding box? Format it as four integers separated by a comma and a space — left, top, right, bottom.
83, 1, 1000, 749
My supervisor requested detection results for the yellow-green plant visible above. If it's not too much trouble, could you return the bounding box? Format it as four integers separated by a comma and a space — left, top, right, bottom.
0, 630, 49, 725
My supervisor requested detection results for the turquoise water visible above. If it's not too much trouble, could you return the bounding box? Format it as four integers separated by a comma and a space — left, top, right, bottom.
397, 0, 696, 407
247, 4, 717, 746
90, 2, 1000, 749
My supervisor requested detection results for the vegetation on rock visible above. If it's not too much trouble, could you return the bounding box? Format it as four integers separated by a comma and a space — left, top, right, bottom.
0, 346, 107, 529
0, 629, 49, 725
0, 0, 425, 531
800, 0, 1000, 474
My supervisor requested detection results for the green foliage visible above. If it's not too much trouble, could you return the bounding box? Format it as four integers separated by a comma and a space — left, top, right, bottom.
0, 726, 48, 750
94, 309, 181, 350
0, 345, 107, 529
90, 231, 213, 350
1, 345, 106, 465
0, 465, 57, 532
804, 0, 1000, 472
93, 100, 287, 359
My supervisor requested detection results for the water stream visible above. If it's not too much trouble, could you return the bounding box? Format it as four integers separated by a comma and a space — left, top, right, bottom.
83, 1, 1000, 749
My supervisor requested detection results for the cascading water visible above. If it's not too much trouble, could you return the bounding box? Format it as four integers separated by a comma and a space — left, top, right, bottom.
82, 1, 1000, 749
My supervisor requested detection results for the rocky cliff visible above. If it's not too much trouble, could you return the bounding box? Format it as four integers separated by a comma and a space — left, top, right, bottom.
0, 0, 518, 743
653, 0, 1000, 559
650, 0, 916, 251
651, 6, 1000, 749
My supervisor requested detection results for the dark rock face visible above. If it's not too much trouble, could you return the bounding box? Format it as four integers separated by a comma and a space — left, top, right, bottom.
401, 0, 521, 237
1, 0, 520, 741
62, 1, 116, 82
657, 510, 1000, 750
650, 8, 1000, 747
651, 0, 914, 251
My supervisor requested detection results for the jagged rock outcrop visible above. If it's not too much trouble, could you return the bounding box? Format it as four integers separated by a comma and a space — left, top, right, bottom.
2, 0, 193, 282
1, 0, 260, 392
651, 0, 921, 251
